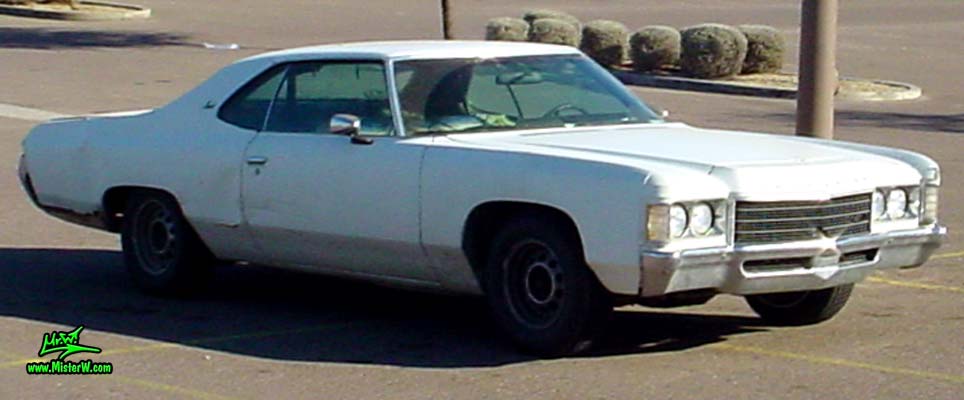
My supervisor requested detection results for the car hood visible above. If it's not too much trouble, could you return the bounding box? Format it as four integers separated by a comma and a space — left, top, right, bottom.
446, 123, 922, 199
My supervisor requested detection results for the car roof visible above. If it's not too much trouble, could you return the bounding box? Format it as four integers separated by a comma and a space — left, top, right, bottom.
238, 40, 583, 64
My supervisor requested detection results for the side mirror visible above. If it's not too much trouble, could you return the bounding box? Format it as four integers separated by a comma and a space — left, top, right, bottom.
330, 114, 361, 136
330, 114, 372, 145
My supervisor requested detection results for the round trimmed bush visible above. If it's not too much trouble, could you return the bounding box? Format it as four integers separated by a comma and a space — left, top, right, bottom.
629, 26, 681, 71
680, 23, 748, 79
738, 25, 785, 74
522, 9, 581, 30
528, 18, 581, 47
580, 20, 629, 67
486, 17, 529, 42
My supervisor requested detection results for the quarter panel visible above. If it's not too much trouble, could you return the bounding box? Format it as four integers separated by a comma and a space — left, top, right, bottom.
22, 120, 98, 213
83, 109, 256, 259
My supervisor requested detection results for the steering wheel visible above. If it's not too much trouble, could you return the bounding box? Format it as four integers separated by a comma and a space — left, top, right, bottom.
542, 103, 590, 119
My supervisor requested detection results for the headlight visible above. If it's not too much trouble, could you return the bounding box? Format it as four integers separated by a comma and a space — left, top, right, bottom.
669, 204, 688, 238
689, 203, 714, 235
886, 189, 907, 219
872, 190, 886, 219
646, 200, 727, 242
872, 186, 922, 223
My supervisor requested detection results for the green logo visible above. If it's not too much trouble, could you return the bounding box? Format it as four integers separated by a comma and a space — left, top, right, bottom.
26, 326, 113, 375
38, 325, 102, 360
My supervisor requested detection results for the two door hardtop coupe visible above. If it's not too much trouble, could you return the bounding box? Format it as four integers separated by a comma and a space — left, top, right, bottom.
19, 41, 946, 356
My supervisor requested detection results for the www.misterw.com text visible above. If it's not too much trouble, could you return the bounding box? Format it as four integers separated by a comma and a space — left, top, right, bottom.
25, 359, 113, 375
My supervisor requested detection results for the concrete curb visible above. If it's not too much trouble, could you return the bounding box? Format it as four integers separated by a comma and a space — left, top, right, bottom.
837, 79, 922, 101
611, 69, 796, 99
0, 1, 150, 21
0, 103, 72, 122
610, 69, 922, 101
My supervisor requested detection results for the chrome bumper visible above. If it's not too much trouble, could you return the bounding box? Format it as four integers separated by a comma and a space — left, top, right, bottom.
640, 225, 947, 297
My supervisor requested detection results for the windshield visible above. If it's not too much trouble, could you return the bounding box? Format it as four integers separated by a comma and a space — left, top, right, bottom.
393, 55, 662, 135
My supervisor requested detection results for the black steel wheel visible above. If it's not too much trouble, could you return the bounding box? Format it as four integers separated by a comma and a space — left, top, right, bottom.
121, 191, 213, 295
503, 238, 567, 329
484, 215, 612, 357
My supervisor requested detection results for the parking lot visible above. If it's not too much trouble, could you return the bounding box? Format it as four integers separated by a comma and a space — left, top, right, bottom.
0, 1, 961, 398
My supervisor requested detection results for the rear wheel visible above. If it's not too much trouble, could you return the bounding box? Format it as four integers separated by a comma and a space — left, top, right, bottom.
745, 284, 854, 326
483, 216, 612, 357
121, 191, 213, 295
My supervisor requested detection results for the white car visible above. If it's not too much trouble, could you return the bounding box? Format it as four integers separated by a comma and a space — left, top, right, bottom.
19, 41, 946, 356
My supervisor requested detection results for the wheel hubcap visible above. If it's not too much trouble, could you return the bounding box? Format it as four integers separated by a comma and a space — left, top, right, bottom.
148, 219, 174, 255
503, 240, 565, 329
524, 262, 556, 305
133, 200, 178, 275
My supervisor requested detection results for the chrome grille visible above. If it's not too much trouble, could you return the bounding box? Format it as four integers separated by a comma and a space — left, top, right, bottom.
735, 193, 872, 244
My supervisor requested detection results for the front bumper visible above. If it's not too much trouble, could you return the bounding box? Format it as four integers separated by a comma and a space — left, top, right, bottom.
640, 224, 947, 297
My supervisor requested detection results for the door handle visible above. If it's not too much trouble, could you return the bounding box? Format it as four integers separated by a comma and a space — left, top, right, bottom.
246, 156, 268, 166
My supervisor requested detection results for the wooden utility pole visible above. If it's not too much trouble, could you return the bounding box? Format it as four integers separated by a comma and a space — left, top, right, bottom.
796, 0, 838, 139
441, 0, 453, 39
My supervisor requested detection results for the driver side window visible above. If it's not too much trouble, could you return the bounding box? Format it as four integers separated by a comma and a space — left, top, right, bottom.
264, 61, 393, 136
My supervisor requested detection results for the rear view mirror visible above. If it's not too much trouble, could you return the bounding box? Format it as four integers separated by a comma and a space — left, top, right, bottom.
496, 71, 544, 85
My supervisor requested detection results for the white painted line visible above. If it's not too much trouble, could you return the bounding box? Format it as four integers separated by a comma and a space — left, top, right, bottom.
0, 103, 73, 121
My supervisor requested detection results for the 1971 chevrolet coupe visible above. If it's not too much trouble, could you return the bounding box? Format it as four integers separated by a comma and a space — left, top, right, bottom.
19, 41, 946, 356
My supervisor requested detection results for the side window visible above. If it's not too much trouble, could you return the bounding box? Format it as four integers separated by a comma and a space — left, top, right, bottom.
265, 61, 393, 136
218, 65, 288, 131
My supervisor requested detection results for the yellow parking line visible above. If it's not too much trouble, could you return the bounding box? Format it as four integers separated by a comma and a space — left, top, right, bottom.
108, 375, 240, 400
933, 251, 964, 260
866, 276, 964, 293
6, 325, 345, 400
1, 322, 353, 369
713, 343, 964, 384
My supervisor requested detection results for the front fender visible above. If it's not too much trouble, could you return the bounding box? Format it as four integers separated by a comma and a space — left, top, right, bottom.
419, 142, 730, 296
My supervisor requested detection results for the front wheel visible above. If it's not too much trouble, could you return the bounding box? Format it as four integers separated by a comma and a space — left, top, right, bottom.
745, 284, 854, 326
483, 216, 612, 357
121, 191, 214, 295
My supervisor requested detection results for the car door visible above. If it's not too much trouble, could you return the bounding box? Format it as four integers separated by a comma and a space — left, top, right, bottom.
240, 60, 435, 282
187, 62, 290, 262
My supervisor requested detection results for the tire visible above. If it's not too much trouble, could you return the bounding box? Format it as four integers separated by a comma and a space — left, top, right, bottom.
483, 215, 612, 357
745, 284, 854, 326
121, 191, 214, 295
